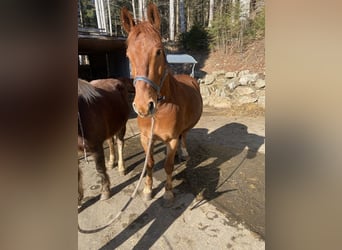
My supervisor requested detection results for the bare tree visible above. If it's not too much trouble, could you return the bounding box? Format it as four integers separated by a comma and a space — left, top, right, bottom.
169, 0, 175, 40
240, 0, 251, 20
138, 0, 143, 19
179, 0, 186, 32
132, 0, 137, 20
208, 0, 214, 27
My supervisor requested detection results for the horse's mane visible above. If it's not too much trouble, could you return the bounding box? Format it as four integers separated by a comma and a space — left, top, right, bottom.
78, 78, 101, 104
127, 21, 163, 46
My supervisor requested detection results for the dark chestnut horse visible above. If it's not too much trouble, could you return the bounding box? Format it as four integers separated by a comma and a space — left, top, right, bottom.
78, 78, 130, 205
120, 3, 203, 202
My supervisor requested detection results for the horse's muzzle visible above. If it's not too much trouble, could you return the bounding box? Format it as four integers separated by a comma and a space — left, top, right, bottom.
132, 101, 156, 117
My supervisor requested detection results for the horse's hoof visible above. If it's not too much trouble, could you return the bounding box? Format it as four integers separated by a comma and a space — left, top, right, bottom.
78, 195, 83, 206
118, 169, 126, 176
142, 191, 152, 201
100, 191, 111, 200
106, 161, 114, 170
163, 190, 174, 200
181, 155, 190, 161
162, 197, 174, 208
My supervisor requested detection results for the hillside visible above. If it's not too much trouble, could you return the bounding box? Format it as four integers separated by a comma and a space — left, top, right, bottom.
194, 38, 265, 75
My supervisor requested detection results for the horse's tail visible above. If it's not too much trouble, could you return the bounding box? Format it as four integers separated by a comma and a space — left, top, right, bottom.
78, 78, 101, 104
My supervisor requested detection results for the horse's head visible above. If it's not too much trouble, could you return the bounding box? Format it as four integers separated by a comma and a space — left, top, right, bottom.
121, 3, 167, 117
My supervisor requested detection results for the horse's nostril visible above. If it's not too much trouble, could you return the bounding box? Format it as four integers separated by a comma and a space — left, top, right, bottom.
148, 101, 155, 113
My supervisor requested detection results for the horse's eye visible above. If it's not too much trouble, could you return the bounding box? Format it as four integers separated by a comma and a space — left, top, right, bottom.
156, 49, 162, 56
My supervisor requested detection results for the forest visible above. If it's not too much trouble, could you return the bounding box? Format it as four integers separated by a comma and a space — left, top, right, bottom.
78, 0, 264, 54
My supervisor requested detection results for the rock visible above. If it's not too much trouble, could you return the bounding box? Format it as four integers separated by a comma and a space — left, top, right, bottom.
200, 85, 211, 97
257, 95, 265, 108
238, 70, 250, 77
204, 74, 215, 85
213, 70, 226, 77
255, 79, 265, 89
215, 78, 226, 85
198, 78, 205, 84
200, 70, 264, 110
235, 86, 255, 96
239, 73, 259, 85
238, 95, 258, 105
239, 76, 249, 85
214, 99, 231, 108
225, 71, 237, 78
207, 97, 231, 108
202, 98, 210, 106
228, 81, 240, 90
217, 87, 230, 98
256, 89, 265, 97
249, 73, 259, 82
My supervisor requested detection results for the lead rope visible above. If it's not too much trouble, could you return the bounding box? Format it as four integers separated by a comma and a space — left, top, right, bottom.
78, 117, 155, 234
78, 111, 89, 164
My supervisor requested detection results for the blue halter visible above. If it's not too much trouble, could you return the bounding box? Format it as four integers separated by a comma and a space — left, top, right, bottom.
133, 70, 168, 100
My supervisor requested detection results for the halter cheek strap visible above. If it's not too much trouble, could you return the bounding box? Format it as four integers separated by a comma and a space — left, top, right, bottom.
133, 70, 168, 100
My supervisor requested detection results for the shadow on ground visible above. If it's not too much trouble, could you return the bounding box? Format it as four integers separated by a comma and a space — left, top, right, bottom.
95, 121, 264, 248
100, 176, 192, 250
185, 122, 265, 237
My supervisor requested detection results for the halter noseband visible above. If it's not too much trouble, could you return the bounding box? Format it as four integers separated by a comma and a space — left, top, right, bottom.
133, 70, 168, 101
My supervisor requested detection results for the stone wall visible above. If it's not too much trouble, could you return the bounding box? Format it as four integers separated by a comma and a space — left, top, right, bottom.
198, 70, 265, 109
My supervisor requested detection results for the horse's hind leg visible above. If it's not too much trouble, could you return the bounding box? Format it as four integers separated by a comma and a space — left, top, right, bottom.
116, 126, 126, 176
179, 132, 190, 161
78, 165, 83, 207
140, 134, 155, 201
93, 146, 111, 200
107, 137, 115, 169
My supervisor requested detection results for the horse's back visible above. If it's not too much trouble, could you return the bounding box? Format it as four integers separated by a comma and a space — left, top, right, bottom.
90, 78, 127, 94
78, 78, 130, 146
78, 78, 101, 103
174, 74, 201, 92
89, 78, 130, 119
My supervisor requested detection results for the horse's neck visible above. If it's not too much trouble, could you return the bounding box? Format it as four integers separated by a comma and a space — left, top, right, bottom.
161, 73, 176, 99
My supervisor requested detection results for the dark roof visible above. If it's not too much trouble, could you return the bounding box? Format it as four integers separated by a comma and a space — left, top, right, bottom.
78, 34, 127, 54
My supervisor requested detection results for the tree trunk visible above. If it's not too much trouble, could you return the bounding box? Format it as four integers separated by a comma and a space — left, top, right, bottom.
239, 0, 251, 20
208, 0, 214, 27
176, 0, 179, 35
132, 0, 137, 20
95, 0, 108, 32
169, 0, 175, 40
187, 3, 190, 30
179, 0, 186, 33
138, 0, 143, 20
142, 0, 146, 19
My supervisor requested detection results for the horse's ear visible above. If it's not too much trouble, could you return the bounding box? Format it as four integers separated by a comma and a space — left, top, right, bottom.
120, 7, 135, 34
147, 3, 161, 31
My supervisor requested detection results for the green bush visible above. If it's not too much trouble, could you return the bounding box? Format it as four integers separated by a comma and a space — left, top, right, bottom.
179, 24, 210, 52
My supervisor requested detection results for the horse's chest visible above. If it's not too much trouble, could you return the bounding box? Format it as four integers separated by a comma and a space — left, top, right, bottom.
138, 113, 179, 141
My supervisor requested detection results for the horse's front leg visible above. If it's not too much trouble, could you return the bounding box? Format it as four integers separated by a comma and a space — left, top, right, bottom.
116, 126, 126, 176
164, 138, 179, 201
106, 137, 115, 169
140, 134, 155, 201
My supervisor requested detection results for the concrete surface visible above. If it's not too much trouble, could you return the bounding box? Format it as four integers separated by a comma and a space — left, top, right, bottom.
78, 106, 265, 249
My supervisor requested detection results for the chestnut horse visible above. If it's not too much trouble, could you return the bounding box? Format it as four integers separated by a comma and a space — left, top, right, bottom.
120, 3, 203, 202
78, 78, 130, 205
